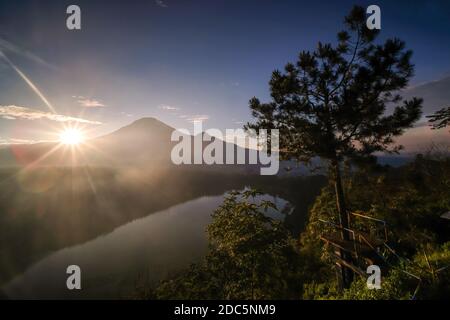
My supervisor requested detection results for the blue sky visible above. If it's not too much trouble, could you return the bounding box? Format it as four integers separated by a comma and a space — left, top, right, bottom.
1, 0, 450, 144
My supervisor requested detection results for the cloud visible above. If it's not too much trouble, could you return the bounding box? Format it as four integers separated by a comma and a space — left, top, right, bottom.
395, 125, 450, 153
402, 75, 450, 115
0, 137, 49, 145
0, 105, 102, 125
120, 112, 134, 117
177, 114, 210, 122
155, 0, 168, 8
73, 96, 106, 108
159, 105, 208, 122
186, 115, 209, 123
77, 98, 106, 108
158, 104, 179, 111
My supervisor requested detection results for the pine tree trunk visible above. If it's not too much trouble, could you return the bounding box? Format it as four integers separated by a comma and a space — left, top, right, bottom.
332, 159, 354, 289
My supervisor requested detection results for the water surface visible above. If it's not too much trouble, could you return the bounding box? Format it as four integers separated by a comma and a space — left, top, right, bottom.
2, 193, 289, 299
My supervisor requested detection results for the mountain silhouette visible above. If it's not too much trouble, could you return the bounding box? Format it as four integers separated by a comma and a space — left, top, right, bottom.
102, 117, 174, 140
0, 117, 262, 174
92, 117, 176, 166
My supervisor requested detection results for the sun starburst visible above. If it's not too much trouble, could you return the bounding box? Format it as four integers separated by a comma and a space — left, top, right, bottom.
59, 128, 84, 145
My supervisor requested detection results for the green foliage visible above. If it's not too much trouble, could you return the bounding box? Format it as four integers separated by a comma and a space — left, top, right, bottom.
409, 242, 450, 299
304, 155, 450, 253
342, 268, 412, 300
302, 281, 340, 300
155, 190, 305, 299
246, 4, 423, 290
342, 242, 450, 300
301, 155, 450, 299
151, 155, 450, 300
302, 269, 413, 300
147, 4, 447, 299
351, 155, 450, 253
246, 5, 422, 164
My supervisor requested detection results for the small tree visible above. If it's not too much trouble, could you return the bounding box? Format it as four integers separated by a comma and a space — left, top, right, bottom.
246, 6, 422, 288
154, 190, 302, 299
207, 189, 299, 299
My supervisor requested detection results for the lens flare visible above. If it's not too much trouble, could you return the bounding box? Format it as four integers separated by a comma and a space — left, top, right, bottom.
0, 50, 56, 114
59, 128, 84, 145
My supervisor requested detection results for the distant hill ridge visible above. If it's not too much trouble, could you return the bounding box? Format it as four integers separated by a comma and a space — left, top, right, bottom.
0, 118, 261, 174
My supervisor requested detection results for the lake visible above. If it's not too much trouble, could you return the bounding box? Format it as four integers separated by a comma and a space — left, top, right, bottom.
2, 193, 290, 299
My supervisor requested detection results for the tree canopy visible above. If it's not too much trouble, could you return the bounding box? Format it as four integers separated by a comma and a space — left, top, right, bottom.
428, 107, 450, 130
246, 6, 422, 164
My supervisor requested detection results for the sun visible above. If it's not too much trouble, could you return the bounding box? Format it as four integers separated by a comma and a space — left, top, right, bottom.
59, 128, 84, 145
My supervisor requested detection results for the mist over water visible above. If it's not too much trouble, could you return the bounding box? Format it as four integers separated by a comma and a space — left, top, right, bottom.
3, 193, 290, 299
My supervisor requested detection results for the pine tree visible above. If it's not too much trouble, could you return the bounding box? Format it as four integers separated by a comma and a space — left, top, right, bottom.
246, 6, 422, 288
428, 107, 450, 130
